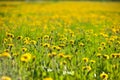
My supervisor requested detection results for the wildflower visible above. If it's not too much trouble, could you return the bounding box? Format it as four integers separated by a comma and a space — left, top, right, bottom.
111, 53, 117, 58
48, 53, 52, 58
96, 53, 102, 58
103, 55, 109, 59
70, 40, 74, 45
82, 57, 88, 63
51, 52, 57, 57
30, 40, 37, 45
63, 60, 67, 65
7, 44, 14, 48
24, 40, 30, 45
101, 42, 106, 46
56, 46, 61, 51
65, 55, 72, 60
17, 36, 23, 40
22, 47, 27, 52
98, 47, 103, 51
43, 35, 49, 39
43, 43, 50, 48
6, 32, 14, 38
43, 77, 53, 80
90, 60, 96, 64
79, 42, 84, 47
0, 52, 11, 58
100, 72, 108, 80
82, 66, 91, 72
21, 53, 32, 63
58, 53, 64, 58
3, 38, 8, 43
1, 76, 11, 80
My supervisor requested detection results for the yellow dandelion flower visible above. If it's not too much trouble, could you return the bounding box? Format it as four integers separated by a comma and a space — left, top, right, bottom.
43, 35, 49, 39
96, 53, 102, 58
17, 36, 23, 40
100, 72, 108, 80
52, 52, 57, 57
79, 42, 84, 47
30, 40, 37, 45
43, 43, 50, 48
98, 47, 103, 51
65, 55, 72, 60
1, 52, 11, 58
101, 42, 106, 46
8, 44, 13, 47
90, 60, 96, 64
58, 53, 64, 58
103, 55, 109, 59
1, 76, 11, 80
21, 53, 32, 63
70, 40, 74, 45
56, 46, 61, 51
82, 66, 91, 72
43, 77, 53, 80
82, 57, 89, 63
22, 47, 27, 52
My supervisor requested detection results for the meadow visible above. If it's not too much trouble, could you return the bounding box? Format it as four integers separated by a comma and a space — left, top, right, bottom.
0, 1, 120, 80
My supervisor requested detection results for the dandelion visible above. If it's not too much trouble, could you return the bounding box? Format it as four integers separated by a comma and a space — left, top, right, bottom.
70, 40, 74, 45
21, 53, 32, 63
79, 42, 84, 47
17, 36, 23, 40
103, 55, 109, 59
100, 72, 108, 80
82, 57, 89, 63
101, 42, 106, 46
43, 43, 50, 48
65, 55, 72, 61
0, 52, 11, 58
22, 47, 27, 52
90, 60, 96, 64
7, 44, 14, 48
98, 47, 103, 51
43, 77, 53, 80
58, 53, 64, 58
96, 53, 102, 58
1, 76, 11, 80
82, 66, 91, 72
51, 52, 57, 57
30, 40, 37, 45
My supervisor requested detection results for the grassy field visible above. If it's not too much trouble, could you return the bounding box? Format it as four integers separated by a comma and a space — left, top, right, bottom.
0, 1, 120, 80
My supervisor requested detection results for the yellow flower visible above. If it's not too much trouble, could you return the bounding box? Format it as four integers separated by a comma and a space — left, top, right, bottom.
90, 60, 96, 64
58, 53, 64, 58
30, 40, 37, 45
82, 57, 88, 63
70, 40, 74, 45
79, 42, 84, 47
17, 36, 23, 40
101, 42, 106, 46
1, 76, 11, 80
21, 53, 32, 63
103, 55, 109, 59
96, 53, 102, 58
100, 72, 108, 80
43, 43, 50, 48
7, 44, 14, 48
82, 66, 91, 72
43, 35, 49, 39
1, 52, 11, 58
43, 77, 53, 80
65, 55, 72, 60
22, 47, 27, 52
